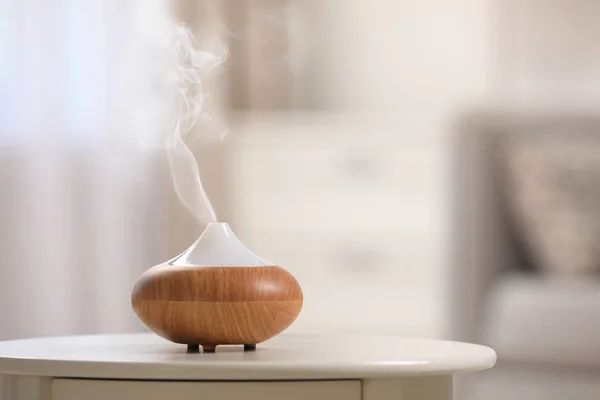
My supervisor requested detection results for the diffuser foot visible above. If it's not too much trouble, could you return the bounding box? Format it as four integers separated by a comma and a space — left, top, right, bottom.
202, 344, 216, 353
187, 344, 200, 353
244, 344, 256, 351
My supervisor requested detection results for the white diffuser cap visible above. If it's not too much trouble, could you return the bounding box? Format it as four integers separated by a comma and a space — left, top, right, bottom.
166, 222, 274, 267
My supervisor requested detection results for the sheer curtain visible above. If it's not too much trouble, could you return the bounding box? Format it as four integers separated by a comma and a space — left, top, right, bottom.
0, 0, 174, 339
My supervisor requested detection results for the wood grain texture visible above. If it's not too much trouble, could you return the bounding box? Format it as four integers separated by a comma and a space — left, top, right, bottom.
131, 266, 303, 350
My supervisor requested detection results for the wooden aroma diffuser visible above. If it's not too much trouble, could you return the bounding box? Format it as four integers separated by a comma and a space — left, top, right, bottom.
131, 222, 303, 352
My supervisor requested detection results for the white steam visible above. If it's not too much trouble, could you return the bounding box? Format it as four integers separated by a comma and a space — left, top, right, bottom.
166, 26, 227, 224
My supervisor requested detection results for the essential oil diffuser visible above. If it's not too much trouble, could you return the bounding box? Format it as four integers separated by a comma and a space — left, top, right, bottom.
131, 222, 303, 352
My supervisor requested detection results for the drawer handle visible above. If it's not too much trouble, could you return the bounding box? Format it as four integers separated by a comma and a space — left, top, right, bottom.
338, 152, 379, 180
334, 243, 380, 274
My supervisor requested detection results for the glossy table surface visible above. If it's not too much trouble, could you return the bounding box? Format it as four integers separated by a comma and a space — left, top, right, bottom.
0, 333, 496, 380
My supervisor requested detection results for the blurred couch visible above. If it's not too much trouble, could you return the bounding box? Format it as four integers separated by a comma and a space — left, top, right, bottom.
451, 111, 600, 400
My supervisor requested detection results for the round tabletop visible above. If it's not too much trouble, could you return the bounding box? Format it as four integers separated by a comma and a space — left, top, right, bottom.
0, 333, 496, 381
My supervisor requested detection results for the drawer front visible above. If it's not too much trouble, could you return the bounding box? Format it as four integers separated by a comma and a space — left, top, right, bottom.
234, 147, 440, 233
51, 379, 361, 400
231, 117, 443, 234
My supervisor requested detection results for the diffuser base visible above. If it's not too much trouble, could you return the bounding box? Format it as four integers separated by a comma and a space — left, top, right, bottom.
187, 344, 200, 353
186, 344, 257, 353
202, 344, 216, 353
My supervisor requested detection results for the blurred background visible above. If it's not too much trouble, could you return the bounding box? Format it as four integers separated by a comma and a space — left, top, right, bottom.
2, 0, 600, 399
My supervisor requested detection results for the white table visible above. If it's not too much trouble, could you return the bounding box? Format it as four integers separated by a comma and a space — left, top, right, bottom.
0, 333, 495, 400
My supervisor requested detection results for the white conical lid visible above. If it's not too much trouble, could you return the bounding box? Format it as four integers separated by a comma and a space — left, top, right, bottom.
166, 222, 274, 267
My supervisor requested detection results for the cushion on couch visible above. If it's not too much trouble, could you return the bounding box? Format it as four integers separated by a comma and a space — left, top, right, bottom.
501, 132, 600, 276
482, 272, 600, 368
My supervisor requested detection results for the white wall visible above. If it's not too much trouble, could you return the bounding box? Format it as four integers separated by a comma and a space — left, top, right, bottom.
302, 0, 491, 112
